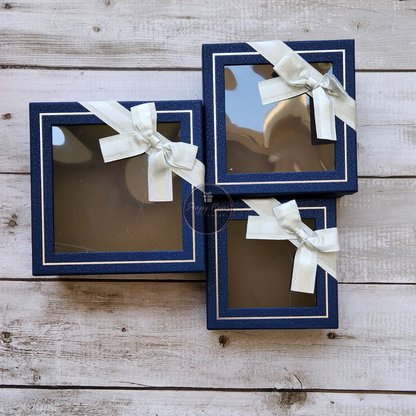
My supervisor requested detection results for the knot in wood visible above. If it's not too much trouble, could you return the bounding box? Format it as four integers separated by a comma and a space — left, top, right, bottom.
218, 335, 229, 347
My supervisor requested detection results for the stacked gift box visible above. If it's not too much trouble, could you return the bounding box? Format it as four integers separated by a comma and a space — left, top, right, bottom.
30, 39, 357, 330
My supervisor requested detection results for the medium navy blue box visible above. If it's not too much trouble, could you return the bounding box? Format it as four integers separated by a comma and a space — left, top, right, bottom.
30, 100, 205, 276
202, 40, 357, 197
206, 197, 338, 329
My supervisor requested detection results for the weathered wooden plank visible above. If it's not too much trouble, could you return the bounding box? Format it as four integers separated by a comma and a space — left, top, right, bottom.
0, 174, 32, 277
1, 174, 415, 283
0, 69, 202, 174
1, 69, 415, 176
357, 73, 416, 177
0, 389, 415, 416
337, 178, 416, 284
0, 282, 415, 390
1, 0, 416, 70
0, 0, 413, 407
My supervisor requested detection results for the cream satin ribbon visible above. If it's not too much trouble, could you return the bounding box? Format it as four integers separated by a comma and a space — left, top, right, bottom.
247, 40, 356, 141
242, 198, 339, 294
80, 101, 205, 202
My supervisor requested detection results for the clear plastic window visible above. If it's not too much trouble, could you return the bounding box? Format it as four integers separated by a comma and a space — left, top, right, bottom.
52, 123, 183, 253
225, 63, 335, 174
227, 218, 317, 308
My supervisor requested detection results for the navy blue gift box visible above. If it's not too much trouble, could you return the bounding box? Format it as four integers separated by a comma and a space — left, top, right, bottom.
30, 100, 205, 276
202, 40, 357, 198
206, 197, 338, 330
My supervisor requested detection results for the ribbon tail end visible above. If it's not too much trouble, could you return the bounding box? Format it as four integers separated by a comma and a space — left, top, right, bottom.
290, 283, 315, 295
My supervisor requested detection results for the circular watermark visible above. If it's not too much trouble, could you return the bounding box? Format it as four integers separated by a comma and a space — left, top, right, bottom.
183, 183, 234, 235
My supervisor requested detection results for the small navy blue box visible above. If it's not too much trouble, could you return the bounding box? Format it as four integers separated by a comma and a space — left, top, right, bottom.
206, 197, 338, 329
202, 40, 357, 197
30, 100, 205, 276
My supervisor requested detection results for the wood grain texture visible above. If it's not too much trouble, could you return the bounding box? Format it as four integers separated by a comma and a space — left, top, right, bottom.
1, 69, 416, 176
1, 0, 416, 70
1, 0, 415, 407
0, 281, 415, 391
1, 389, 415, 416
357, 72, 416, 177
1, 174, 414, 282
0, 174, 32, 277
0, 69, 202, 174
337, 178, 416, 284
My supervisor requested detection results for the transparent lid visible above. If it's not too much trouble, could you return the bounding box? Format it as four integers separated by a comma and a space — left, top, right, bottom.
227, 218, 317, 308
225, 63, 335, 174
52, 123, 183, 253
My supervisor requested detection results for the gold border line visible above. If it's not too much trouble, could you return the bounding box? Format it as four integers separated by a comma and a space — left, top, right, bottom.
215, 206, 329, 320
40, 110, 196, 266
213, 49, 348, 185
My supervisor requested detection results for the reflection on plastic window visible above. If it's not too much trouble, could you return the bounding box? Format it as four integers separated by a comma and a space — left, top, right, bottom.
225, 63, 335, 174
51, 123, 183, 253
227, 218, 317, 309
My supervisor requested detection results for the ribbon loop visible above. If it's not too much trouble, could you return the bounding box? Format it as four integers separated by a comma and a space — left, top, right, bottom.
79, 101, 205, 202
248, 40, 357, 141
163, 141, 198, 170
243, 198, 339, 294
131, 102, 157, 138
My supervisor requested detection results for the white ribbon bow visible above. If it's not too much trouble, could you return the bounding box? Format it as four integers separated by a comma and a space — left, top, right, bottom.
248, 40, 356, 141
243, 198, 339, 294
80, 101, 205, 202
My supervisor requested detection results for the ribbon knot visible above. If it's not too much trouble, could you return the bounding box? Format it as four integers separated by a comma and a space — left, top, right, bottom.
79, 101, 205, 202
244, 198, 339, 294
147, 134, 161, 148
294, 227, 309, 243
306, 76, 320, 91
248, 40, 357, 141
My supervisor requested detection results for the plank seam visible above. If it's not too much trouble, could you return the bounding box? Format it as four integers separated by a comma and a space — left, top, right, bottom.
0, 386, 415, 395
0, 278, 414, 286
0, 65, 201, 72
0, 277, 205, 282
1, 65, 416, 73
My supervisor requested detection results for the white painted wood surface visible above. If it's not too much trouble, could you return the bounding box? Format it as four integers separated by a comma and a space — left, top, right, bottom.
1, 282, 416, 391
1, 0, 416, 70
1, 0, 415, 413
1, 390, 415, 416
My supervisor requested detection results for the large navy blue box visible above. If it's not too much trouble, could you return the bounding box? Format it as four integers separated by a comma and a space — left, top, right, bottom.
202, 40, 357, 197
30, 100, 205, 275
206, 197, 338, 330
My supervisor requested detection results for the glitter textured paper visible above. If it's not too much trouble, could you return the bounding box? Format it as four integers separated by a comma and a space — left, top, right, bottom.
30, 100, 205, 276
206, 197, 338, 330
202, 40, 357, 197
